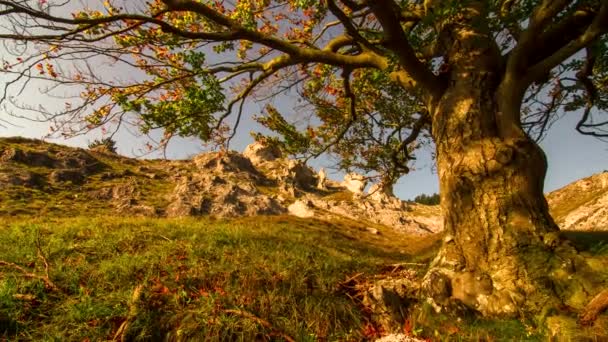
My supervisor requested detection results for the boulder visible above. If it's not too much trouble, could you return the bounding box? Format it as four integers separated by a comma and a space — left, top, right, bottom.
288, 199, 315, 218
243, 141, 282, 165
342, 172, 367, 195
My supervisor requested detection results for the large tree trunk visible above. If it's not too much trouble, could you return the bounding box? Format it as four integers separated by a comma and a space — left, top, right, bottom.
420, 2, 597, 317
424, 84, 566, 316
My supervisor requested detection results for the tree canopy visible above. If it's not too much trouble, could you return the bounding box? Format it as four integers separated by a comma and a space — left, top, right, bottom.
0, 0, 605, 183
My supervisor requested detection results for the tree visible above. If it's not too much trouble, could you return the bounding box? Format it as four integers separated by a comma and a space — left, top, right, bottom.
88, 137, 118, 153
413, 192, 440, 205
1, 0, 607, 319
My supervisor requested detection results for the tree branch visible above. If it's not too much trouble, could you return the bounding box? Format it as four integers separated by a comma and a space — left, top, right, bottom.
369, 0, 443, 101
508, 0, 574, 73
524, 3, 608, 86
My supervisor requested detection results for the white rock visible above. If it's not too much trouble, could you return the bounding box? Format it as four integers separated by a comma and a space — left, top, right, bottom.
366, 227, 380, 235
243, 141, 282, 166
317, 167, 327, 190
342, 172, 367, 194
375, 334, 425, 342
288, 200, 315, 218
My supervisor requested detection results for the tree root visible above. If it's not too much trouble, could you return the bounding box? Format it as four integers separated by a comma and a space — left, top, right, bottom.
223, 309, 296, 342
579, 289, 608, 326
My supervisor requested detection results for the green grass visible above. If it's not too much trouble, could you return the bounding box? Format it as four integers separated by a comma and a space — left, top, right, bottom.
0, 215, 418, 341
5, 215, 599, 341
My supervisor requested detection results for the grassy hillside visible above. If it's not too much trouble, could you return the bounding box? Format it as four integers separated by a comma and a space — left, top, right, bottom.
4, 215, 588, 341
2, 138, 608, 340
0, 215, 439, 341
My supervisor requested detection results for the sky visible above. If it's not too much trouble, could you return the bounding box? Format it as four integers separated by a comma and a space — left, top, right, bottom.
1, 1, 607, 200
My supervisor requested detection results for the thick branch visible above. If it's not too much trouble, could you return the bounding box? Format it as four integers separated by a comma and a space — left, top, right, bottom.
524, 3, 608, 86
508, 0, 574, 74
369, 0, 443, 101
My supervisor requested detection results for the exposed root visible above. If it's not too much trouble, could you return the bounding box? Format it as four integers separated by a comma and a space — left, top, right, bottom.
223, 309, 296, 342
579, 289, 608, 326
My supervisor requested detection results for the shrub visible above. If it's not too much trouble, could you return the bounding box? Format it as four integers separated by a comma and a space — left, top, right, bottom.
413, 193, 440, 205
88, 137, 117, 154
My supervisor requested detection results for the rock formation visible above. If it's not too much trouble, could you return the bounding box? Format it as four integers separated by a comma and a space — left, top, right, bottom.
2, 137, 605, 235
547, 171, 608, 231
342, 172, 367, 195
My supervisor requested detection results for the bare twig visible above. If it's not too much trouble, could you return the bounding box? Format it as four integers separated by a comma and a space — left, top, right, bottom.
0, 260, 60, 292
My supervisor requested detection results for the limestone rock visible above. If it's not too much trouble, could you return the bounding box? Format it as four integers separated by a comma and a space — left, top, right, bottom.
342, 172, 367, 194
166, 173, 285, 218
1, 147, 55, 167
193, 151, 261, 180
307, 195, 442, 235
363, 270, 419, 332
375, 334, 425, 342
286, 160, 317, 190
0, 170, 41, 188
368, 183, 402, 208
288, 199, 315, 218
366, 227, 380, 235
547, 171, 608, 231
317, 168, 327, 190
243, 141, 282, 166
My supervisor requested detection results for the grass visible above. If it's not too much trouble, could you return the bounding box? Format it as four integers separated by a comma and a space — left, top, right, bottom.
0, 215, 426, 341
4, 215, 603, 341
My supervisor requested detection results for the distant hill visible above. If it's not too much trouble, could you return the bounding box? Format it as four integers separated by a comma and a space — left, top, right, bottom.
0, 137, 441, 235
2, 136, 606, 232
547, 171, 608, 231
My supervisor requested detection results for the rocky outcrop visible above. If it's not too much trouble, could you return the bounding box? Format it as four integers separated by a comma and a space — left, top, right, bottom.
308, 194, 442, 235
342, 172, 367, 195
0, 138, 445, 235
243, 140, 282, 166
166, 173, 285, 218
547, 171, 608, 231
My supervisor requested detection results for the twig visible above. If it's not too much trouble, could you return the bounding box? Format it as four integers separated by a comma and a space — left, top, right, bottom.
0, 230, 61, 292
223, 309, 296, 342
0, 260, 60, 292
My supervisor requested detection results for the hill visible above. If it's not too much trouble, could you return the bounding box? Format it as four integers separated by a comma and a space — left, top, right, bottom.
548, 171, 608, 231
1, 137, 607, 341
0, 137, 441, 234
